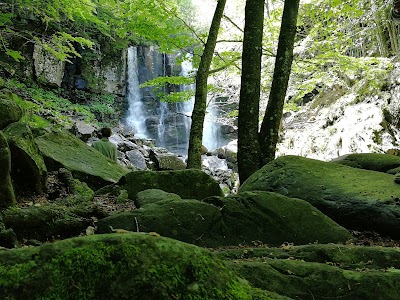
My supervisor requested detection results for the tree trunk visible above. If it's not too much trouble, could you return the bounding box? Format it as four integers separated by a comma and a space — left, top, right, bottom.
237, 0, 265, 184
259, 0, 300, 166
187, 0, 226, 169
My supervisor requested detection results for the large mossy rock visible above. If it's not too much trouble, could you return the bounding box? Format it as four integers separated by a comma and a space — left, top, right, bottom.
219, 244, 400, 300
135, 189, 182, 208
0, 131, 16, 208
3, 122, 47, 195
331, 153, 400, 173
119, 169, 224, 200
240, 155, 400, 238
204, 191, 351, 245
97, 191, 350, 247
35, 130, 128, 189
0, 97, 23, 129
0, 234, 288, 299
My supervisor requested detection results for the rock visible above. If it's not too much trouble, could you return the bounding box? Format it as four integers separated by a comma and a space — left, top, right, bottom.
33, 43, 65, 87
2, 204, 93, 241
3, 122, 47, 195
0, 234, 283, 299
97, 199, 223, 246
125, 149, 147, 170
135, 189, 181, 208
119, 169, 224, 200
98, 191, 350, 247
35, 130, 128, 189
204, 191, 351, 246
222, 244, 400, 300
240, 155, 400, 238
71, 120, 96, 142
331, 153, 400, 174
0, 96, 23, 129
0, 131, 16, 208
149, 150, 186, 170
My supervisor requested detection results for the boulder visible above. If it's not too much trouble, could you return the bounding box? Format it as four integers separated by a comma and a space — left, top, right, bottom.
71, 120, 96, 142
3, 122, 47, 195
97, 191, 350, 247
125, 149, 147, 170
0, 96, 23, 129
119, 169, 224, 200
221, 244, 400, 300
331, 153, 400, 174
135, 189, 181, 208
0, 234, 286, 299
35, 130, 128, 189
149, 149, 186, 170
204, 191, 351, 246
239, 155, 400, 238
0, 131, 16, 208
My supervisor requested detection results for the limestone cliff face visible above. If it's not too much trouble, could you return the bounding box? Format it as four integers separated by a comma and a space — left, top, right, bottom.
33, 44, 66, 88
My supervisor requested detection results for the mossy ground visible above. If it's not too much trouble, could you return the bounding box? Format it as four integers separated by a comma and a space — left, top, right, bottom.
215, 244, 400, 300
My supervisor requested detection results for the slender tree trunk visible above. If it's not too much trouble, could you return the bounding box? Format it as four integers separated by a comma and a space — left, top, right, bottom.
237, 0, 265, 183
259, 0, 300, 166
187, 0, 226, 169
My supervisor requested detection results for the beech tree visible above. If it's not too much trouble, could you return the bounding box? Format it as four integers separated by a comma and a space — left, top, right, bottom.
237, 0, 265, 183
238, 0, 300, 183
187, 0, 227, 169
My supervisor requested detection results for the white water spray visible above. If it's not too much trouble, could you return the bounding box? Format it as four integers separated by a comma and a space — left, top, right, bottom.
126, 46, 148, 138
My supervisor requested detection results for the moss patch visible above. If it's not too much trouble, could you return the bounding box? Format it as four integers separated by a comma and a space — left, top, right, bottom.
35, 130, 128, 189
0, 95, 23, 129
239, 156, 400, 238
0, 234, 285, 299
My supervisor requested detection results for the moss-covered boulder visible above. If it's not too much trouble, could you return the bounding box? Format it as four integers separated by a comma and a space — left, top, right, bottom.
135, 189, 182, 208
119, 169, 224, 200
0, 234, 288, 299
3, 122, 47, 195
240, 156, 400, 238
219, 244, 400, 300
98, 191, 350, 247
97, 199, 223, 246
204, 192, 351, 246
0, 97, 23, 129
35, 130, 128, 189
2, 204, 94, 241
331, 153, 400, 174
0, 130, 16, 208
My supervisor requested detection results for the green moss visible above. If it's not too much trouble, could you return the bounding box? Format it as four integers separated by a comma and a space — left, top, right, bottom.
0, 94, 23, 129
0, 234, 280, 299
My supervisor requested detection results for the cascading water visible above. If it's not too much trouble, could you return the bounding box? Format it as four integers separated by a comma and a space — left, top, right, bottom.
126, 47, 148, 138
125, 46, 229, 154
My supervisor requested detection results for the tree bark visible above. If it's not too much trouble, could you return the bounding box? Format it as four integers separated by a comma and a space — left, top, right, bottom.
259, 0, 300, 166
237, 0, 265, 184
187, 0, 226, 169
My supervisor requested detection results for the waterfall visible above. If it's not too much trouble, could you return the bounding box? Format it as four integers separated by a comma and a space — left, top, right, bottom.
125, 46, 229, 154
126, 47, 148, 138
